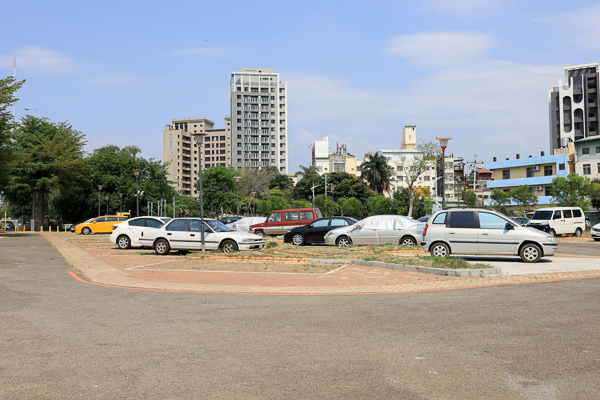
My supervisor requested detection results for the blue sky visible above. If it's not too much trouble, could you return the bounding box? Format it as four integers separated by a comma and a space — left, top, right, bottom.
2, 0, 600, 172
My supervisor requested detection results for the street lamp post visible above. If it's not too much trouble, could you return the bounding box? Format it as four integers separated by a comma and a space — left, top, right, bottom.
436, 137, 452, 209
251, 191, 256, 217
119, 193, 123, 213
105, 196, 109, 215
133, 169, 141, 217
191, 132, 209, 253
235, 176, 241, 218
331, 185, 336, 217
97, 185, 103, 216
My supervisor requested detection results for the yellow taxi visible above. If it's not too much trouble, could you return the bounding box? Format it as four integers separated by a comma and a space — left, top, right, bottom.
74, 213, 130, 234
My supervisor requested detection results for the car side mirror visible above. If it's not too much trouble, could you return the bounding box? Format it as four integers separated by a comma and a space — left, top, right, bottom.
505, 223, 514, 230
92, 221, 97, 224
308, 224, 314, 228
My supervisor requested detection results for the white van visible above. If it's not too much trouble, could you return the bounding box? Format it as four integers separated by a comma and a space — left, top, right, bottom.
527, 207, 586, 237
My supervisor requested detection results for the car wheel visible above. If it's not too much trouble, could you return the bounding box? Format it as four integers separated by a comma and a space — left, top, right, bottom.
430, 242, 450, 258
117, 235, 131, 249
594, 238, 600, 242
400, 236, 416, 246
549, 229, 556, 237
254, 230, 264, 238
574, 228, 582, 237
154, 239, 171, 256
520, 243, 541, 263
82, 227, 91, 235
336, 236, 352, 247
292, 234, 305, 246
221, 240, 238, 253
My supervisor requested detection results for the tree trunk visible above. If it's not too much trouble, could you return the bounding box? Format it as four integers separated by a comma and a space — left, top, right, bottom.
408, 186, 414, 218
36, 190, 46, 231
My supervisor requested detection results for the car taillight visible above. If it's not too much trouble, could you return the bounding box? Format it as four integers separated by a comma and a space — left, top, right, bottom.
140, 231, 143, 236
112, 224, 118, 230
423, 224, 428, 237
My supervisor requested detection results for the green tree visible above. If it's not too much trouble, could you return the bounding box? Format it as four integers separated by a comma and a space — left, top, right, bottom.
292, 172, 374, 206
462, 190, 477, 207
291, 199, 311, 209
550, 174, 591, 210
360, 152, 394, 195
0, 77, 25, 189
269, 172, 294, 191
489, 188, 511, 215
196, 165, 237, 218
509, 185, 538, 217
256, 195, 290, 216
336, 197, 363, 218
369, 196, 395, 216
294, 165, 318, 179
238, 168, 274, 198
6, 116, 86, 229
590, 180, 600, 210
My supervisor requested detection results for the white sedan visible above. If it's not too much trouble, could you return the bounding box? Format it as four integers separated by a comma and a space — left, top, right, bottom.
324, 215, 425, 247
139, 218, 266, 255
591, 223, 600, 241
110, 216, 172, 249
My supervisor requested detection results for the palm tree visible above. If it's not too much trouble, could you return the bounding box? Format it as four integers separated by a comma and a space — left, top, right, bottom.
294, 165, 318, 179
360, 152, 394, 194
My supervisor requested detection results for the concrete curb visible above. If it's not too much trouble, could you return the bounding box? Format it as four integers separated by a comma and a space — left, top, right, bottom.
310, 258, 502, 277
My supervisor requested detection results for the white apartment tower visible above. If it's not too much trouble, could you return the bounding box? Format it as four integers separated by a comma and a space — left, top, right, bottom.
230, 68, 288, 173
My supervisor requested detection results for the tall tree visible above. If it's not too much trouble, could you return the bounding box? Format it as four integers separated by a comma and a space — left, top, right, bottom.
489, 188, 511, 215
509, 185, 538, 216
461, 190, 477, 207
591, 180, 600, 210
0, 77, 25, 189
7, 116, 86, 229
550, 174, 591, 210
196, 165, 237, 218
360, 152, 394, 195
294, 165, 318, 179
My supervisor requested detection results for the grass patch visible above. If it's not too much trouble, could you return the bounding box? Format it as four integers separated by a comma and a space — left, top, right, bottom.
358, 254, 490, 270
266, 241, 278, 248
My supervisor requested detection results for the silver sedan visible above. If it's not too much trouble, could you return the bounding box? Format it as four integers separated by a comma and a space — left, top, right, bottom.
324, 215, 424, 247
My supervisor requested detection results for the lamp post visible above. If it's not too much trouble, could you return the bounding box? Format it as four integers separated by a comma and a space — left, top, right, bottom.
97, 185, 103, 216
119, 193, 123, 213
105, 196, 109, 215
330, 185, 336, 217
133, 169, 141, 217
251, 191, 256, 217
235, 176, 241, 218
191, 132, 209, 253
436, 137, 451, 209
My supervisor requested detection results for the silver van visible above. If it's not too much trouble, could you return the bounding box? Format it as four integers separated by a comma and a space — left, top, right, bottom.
421, 208, 557, 263
527, 207, 586, 237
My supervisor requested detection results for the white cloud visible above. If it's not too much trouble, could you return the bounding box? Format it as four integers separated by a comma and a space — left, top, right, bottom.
534, 5, 600, 52
173, 47, 232, 57
385, 31, 495, 66
0, 46, 74, 75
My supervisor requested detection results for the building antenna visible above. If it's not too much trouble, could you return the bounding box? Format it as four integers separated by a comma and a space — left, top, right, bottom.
13, 57, 16, 122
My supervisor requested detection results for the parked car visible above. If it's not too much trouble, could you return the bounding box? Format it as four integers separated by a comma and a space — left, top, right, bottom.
227, 217, 267, 233
324, 215, 425, 247
417, 216, 430, 223
527, 207, 586, 237
59, 221, 74, 231
1, 220, 15, 231
421, 208, 557, 263
139, 218, 265, 255
109, 216, 172, 249
74, 215, 129, 235
250, 208, 322, 237
590, 223, 600, 241
220, 216, 241, 225
509, 217, 529, 226
70, 219, 86, 232
283, 217, 358, 245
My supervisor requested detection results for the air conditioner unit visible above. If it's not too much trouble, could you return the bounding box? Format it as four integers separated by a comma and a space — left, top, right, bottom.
536, 186, 543, 191
533, 166, 540, 171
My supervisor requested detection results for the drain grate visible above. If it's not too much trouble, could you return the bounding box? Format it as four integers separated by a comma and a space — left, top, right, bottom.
0, 262, 22, 268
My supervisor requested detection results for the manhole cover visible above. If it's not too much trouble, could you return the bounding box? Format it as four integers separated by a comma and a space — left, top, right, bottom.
0, 262, 22, 268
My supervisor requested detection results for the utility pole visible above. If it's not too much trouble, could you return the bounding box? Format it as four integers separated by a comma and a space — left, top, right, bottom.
466, 154, 485, 206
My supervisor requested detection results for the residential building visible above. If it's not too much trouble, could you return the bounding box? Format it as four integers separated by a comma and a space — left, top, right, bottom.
230, 68, 288, 173
377, 149, 437, 198
548, 62, 599, 154
486, 151, 574, 208
311, 137, 358, 176
163, 116, 232, 197
574, 136, 600, 181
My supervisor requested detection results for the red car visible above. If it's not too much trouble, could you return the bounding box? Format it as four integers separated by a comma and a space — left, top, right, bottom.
250, 208, 322, 237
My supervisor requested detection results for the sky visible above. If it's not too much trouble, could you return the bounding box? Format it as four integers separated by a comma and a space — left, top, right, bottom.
2, 0, 600, 173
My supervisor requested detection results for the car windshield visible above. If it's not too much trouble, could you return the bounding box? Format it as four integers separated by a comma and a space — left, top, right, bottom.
532, 211, 553, 220
205, 220, 233, 232
160, 217, 172, 223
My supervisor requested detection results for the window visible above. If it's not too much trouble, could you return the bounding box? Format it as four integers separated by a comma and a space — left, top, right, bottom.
129, 219, 145, 227
267, 213, 281, 222
564, 209, 573, 218
553, 211, 562, 219
478, 213, 508, 229
312, 219, 329, 227
526, 167, 535, 178
432, 213, 447, 224
96, 217, 107, 222
300, 211, 314, 220
573, 209, 582, 218
284, 211, 299, 221
598, 163, 600, 173
583, 164, 591, 175
545, 186, 551, 196
502, 170, 510, 179
331, 219, 350, 226
559, 163, 565, 170
396, 166, 403, 171
147, 219, 164, 228
449, 212, 475, 229
424, 176, 430, 181
582, 147, 590, 155
167, 219, 188, 231
596, 146, 600, 154
544, 165, 553, 176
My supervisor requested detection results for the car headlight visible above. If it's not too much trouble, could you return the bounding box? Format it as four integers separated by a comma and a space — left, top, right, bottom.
286, 229, 292, 234
546, 236, 556, 242
242, 238, 257, 242
539, 221, 548, 225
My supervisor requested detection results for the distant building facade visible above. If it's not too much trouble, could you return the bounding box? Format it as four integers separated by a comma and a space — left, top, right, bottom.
230, 68, 288, 173
163, 117, 232, 197
574, 136, 600, 181
549, 62, 599, 154
311, 136, 358, 176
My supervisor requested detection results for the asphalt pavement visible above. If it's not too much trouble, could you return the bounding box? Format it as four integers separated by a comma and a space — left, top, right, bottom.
1, 233, 600, 399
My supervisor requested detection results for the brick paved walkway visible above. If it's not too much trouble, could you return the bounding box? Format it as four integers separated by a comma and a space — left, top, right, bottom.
42, 233, 600, 295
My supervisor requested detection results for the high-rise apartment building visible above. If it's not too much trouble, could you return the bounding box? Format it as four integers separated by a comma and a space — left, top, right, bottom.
548, 62, 599, 153
163, 116, 232, 197
230, 68, 288, 173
